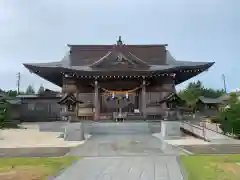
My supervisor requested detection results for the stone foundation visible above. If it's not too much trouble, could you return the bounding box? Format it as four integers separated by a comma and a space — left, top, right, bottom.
161, 120, 181, 139
64, 122, 85, 141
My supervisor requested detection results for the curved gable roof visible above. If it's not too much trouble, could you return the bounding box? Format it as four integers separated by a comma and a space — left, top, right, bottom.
69, 44, 167, 66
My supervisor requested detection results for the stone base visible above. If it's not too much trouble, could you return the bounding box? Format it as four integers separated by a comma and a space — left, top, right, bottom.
64, 122, 85, 141
161, 120, 181, 139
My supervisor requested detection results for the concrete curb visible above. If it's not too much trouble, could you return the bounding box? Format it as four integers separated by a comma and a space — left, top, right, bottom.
51, 158, 80, 179
176, 156, 188, 180
152, 133, 194, 155
172, 144, 194, 155
0, 147, 70, 158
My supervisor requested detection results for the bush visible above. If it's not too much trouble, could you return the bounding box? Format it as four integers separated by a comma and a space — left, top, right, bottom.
217, 103, 240, 138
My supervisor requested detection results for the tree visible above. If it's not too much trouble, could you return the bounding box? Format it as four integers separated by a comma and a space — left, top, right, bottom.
201, 88, 225, 98
7, 90, 18, 98
228, 92, 238, 105
178, 80, 225, 106
37, 84, 45, 95
25, 85, 35, 95
217, 102, 240, 138
178, 81, 202, 106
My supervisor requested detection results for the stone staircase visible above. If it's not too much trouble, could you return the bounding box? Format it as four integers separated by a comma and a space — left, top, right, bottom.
83, 121, 153, 134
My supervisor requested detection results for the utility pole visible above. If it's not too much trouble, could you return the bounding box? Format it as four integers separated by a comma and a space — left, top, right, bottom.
222, 74, 227, 93
16, 72, 20, 94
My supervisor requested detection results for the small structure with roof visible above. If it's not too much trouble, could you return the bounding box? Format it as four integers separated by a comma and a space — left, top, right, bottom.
16, 89, 61, 122
196, 96, 223, 110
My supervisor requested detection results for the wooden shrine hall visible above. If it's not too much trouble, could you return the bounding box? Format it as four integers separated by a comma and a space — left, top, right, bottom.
24, 37, 214, 121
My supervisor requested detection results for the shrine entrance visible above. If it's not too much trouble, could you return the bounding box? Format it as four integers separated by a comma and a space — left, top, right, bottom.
100, 86, 141, 121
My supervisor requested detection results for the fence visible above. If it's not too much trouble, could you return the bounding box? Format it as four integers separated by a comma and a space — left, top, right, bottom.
19, 102, 61, 122
181, 120, 236, 141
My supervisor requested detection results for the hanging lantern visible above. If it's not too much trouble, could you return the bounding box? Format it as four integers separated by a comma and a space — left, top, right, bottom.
126, 92, 129, 99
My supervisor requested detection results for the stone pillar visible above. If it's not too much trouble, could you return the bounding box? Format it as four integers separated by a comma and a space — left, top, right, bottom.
141, 78, 146, 118
94, 80, 100, 120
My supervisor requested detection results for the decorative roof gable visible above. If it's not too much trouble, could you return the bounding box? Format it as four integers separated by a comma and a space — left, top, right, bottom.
58, 93, 81, 105
68, 37, 167, 66
89, 38, 150, 69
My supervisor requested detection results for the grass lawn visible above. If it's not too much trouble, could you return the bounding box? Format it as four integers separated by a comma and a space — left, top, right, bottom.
181, 154, 240, 180
0, 156, 79, 180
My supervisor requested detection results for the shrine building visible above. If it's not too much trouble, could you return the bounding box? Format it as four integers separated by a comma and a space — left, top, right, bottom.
24, 37, 214, 122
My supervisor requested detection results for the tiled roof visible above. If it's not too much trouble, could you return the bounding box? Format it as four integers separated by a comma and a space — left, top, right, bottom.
23, 50, 213, 71
6, 99, 22, 105
69, 44, 167, 66
23, 42, 214, 87
198, 96, 224, 104
16, 94, 38, 98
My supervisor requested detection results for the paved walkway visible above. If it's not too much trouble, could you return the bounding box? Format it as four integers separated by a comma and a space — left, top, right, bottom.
55, 156, 183, 180
55, 134, 186, 180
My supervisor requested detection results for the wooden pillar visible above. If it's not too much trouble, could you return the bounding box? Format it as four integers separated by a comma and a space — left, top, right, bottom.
141, 78, 146, 118
94, 80, 100, 120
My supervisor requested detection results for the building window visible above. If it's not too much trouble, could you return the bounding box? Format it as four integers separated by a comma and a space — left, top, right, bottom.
27, 103, 35, 110
35, 104, 45, 111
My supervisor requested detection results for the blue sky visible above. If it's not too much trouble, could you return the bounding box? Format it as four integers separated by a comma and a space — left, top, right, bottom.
0, 0, 239, 92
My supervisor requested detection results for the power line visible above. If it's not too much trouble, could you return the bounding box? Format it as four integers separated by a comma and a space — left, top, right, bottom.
222, 74, 227, 93
17, 72, 20, 94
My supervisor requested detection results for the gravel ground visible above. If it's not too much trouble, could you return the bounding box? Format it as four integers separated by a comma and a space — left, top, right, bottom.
0, 123, 83, 148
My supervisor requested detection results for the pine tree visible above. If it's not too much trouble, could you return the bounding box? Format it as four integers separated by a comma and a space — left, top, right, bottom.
37, 84, 45, 95
25, 85, 35, 95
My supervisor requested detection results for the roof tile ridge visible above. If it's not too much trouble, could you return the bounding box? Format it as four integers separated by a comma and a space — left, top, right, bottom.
89, 51, 112, 67
127, 52, 149, 66
125, 44, 168, 47
68, 44, 168, 47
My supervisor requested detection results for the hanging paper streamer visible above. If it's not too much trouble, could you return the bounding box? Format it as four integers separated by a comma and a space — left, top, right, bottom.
101, 85, 142, 94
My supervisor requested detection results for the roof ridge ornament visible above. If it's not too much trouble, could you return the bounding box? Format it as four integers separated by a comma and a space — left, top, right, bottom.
116, 53, 123, 62
117, 36, 123, 46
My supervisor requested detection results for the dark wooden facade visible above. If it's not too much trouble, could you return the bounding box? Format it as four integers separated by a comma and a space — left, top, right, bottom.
60, 75, 178, 120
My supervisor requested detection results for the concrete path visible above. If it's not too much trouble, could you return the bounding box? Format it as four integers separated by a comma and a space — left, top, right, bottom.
55, 134, 186, 180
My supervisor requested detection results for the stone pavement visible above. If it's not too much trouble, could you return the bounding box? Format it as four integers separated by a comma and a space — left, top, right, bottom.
67, 134, 185, 157
55, 134, 186, 180
55, 156, 183, 180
